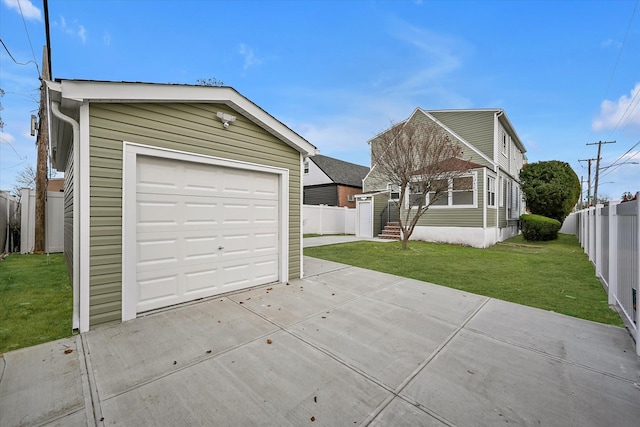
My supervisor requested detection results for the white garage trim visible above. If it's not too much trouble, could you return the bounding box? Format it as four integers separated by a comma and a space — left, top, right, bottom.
122, 142, 289, 321
79, 102, 91, 333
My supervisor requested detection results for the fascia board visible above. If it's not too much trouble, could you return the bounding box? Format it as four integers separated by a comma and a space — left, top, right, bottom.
58, 80, 317, 156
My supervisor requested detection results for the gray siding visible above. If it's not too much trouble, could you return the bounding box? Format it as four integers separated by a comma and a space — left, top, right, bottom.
429, 110, 495, 163
88, 102, 302, 327
304, 184, 338, 206
64, 142, 74, 284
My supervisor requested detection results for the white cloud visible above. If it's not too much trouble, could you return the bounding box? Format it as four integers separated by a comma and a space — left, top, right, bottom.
78, 25, 87, 43
55, 15, 88, 44
103, 31, 111, 47
383, 18, 470, 95
238, 43, 262, 70
2, 0, 41, 20
592, 83, 640, 132
0, 131, 16, 145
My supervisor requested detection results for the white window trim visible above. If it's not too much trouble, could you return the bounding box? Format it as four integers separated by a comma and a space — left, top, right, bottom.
121, 142, 290, 322
499, 176, 505, 207
501, 132, 508, 157
414, 171, 478, 209
387, 182, 400, 201
487, 175, 496, 208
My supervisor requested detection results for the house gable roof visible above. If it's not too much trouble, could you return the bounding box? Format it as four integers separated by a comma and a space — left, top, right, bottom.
46, 80, 317, 168
424, 108, 526, 154
310, 155, 370, 188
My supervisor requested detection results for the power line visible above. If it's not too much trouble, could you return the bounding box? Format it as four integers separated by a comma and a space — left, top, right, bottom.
606, 83, 640, 141
602, 0, 638, 103
599, 140, 640, 180
16, 0, 41, 77
0, 38, 40, 75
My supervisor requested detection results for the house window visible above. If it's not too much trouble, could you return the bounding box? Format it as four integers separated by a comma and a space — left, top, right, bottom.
347, 194, 355, 202
426, 179, 449, 206
502, 133, 507, 155
303, 161, 309, 174
409, 183, 426, 207
506, 181, 520, 219
387, 183, 400, 200
512, 185, 520, 218
487, 176, 496, 207
452, 176, 474, 205
423, 174, 476, 208
499, 177, 505, 207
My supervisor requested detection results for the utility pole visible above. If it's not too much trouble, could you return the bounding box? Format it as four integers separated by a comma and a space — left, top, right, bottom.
578, 158, 596, 206
587, 140, 615, 206
34, 46, 50, 253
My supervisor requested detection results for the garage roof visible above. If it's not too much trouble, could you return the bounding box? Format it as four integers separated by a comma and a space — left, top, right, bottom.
47, 79, 317, 169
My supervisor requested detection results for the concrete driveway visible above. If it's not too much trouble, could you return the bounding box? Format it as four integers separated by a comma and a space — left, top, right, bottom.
1, 257, 639, 426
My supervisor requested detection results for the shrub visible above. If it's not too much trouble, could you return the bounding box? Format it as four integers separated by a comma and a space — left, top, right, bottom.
520, 214, 561, 241
519, 161, 580, 223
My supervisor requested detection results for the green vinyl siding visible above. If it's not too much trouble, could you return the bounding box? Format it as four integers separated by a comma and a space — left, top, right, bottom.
63, 142, 74, 285
88, 102, 302, 327
409, 169, 484, 228
429, 110, 495, 163
373, 193, 391, 236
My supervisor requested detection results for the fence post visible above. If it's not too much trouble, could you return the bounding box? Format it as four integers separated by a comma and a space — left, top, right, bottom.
595, 204, 603, 277
635, 192, 640, 356
608, 202, 618, 306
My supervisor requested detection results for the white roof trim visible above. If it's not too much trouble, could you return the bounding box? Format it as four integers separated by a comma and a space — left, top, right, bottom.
49, 80, 317, 156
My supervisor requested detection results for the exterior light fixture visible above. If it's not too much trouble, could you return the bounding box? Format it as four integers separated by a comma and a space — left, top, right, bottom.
216, 111, 236, 129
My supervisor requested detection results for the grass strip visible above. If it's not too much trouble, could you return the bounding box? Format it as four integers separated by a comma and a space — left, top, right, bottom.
1, 253, 72, 353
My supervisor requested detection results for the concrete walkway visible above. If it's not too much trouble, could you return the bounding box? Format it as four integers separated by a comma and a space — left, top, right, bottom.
1, 257, 639, 426
303, 235, 395, 248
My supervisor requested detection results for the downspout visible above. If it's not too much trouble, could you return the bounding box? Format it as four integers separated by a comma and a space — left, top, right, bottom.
494, 110, 504, 244
50, 101, 81, 331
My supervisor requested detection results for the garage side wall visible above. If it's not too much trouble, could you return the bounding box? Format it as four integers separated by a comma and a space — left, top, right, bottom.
88, 103, 302, 326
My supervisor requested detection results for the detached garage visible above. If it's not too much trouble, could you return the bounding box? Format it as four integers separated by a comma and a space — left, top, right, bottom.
46, 80, 316, 332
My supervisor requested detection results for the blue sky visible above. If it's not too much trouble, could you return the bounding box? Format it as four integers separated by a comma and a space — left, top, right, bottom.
1, 0, 639, 201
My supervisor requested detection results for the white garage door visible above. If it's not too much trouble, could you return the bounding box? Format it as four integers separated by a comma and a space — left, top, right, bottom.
135, 155, 279, 313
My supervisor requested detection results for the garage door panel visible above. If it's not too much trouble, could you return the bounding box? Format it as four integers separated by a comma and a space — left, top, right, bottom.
138, 275, 179, 302
184, 202, 219, 225
135, 155, 280, 314
137, 238, 180, 266
254, 174, 279, 196
184, 236, 220, 260
137, 160, 179, 191
137, 201, 180, 227
184, 268, 220, 294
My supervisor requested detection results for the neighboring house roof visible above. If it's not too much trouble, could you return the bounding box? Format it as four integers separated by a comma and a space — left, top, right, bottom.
46, 79, 317, 169
310, 155, 370, 188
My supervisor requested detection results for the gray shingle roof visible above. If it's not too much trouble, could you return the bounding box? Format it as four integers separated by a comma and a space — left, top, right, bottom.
310, 155, 370, 188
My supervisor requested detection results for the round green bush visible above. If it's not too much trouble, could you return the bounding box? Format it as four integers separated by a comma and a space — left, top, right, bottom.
520, 214, 561, 241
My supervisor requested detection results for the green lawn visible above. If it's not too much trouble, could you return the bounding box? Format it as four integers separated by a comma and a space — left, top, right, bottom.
304, 234, 623, 326
0, 253, 72, 354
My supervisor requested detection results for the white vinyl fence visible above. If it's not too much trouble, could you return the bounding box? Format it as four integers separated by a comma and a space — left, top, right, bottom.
20, 189, 64, 254
1, 191, 19, 253
303, 205, 356, 235
569, 192, 639, 356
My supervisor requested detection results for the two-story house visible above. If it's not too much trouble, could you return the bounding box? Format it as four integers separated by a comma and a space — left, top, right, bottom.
357, 108, 527, 248
304, 154, 369, 209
